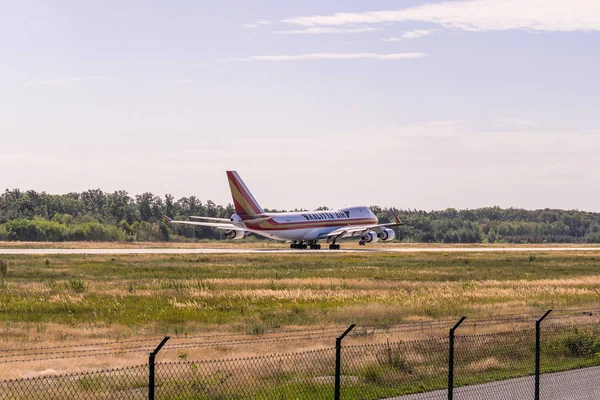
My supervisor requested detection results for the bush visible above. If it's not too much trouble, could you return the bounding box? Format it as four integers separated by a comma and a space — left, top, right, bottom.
2, 218, 128, 242
0, 259, 7, 278
245, 322, 266, 335
559, 329, 600, 357
135, 221, 166, 241
0, 259, 7, 289
585, 232, 600, 243
67, 222, 126, 241
65, 279, 86, 293
5, 218, 67, 241
103, 225, 127, 241
52, 213, 74, 225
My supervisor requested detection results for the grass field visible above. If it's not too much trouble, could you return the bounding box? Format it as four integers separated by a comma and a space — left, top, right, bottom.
2, 250, 600, 334
1, 249, 600, 380
1, 240, 599, 249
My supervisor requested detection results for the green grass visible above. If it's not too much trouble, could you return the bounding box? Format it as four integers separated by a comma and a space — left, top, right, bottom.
164, 325, 600, 399
3, 252, 600, 281
124, 326, 600, 399
2, 248, 600, 400
1, 252, 600, 335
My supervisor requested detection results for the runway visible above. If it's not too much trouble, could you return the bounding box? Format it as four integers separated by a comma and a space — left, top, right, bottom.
0, 247, 598, 255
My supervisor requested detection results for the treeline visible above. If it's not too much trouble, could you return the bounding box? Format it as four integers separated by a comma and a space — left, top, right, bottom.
0, 189, 234, 242
1, 189, 600, 243
372, 207, 600, 244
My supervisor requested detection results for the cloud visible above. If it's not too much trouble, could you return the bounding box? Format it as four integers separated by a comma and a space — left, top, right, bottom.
282, 0, 600, 32
496, 118, 540, 128
228, 52, 427, 62
275, 27, 381, 35
26, 77, 107, 85
175, 79, 196, 83
383, 29, 434, 41
0, 153, 70, 167
242, 20, 271, 29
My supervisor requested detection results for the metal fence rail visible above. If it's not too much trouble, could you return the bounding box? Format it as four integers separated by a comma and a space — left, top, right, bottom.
2, 314, 600, 399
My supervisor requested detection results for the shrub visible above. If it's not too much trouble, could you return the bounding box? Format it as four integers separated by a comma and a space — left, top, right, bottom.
66, 279, 87, 293
5, 218, 67, 241
246, 322, 266, 335
559, 329, 600, 357
585, 232, 600, 243
2, 218, 128, 242
135, 221, 165, 241
0, 259, 7, 288
379, 342, 412, 373
68, 222, 126, 241
361, 364, 387, 385
52, 213, 74, 225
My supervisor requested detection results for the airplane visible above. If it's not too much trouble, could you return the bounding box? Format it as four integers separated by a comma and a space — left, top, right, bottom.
163, 171, 402, 250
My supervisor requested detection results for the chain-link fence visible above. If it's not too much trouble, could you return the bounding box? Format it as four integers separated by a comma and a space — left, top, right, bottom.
340, 339, 449, 399
156, 349, 335, 399
2, 316, 600, 399
0, 364, 147, 400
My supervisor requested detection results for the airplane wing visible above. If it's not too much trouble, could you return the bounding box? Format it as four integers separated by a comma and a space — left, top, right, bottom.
322, 217, 403, 242
189, 215, 274, 224
189, 216, 231, 222
163, 216, 248, 231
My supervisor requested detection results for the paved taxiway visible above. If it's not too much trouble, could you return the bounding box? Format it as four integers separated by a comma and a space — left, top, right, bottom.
392, 365, 600, 399
0, 247, 598, 255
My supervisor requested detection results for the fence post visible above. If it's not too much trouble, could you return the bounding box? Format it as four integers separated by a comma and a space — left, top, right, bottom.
334, 324, 356, 400
535, 310, 552, 400
149, 336, 170, 400
448, 316, 466, 400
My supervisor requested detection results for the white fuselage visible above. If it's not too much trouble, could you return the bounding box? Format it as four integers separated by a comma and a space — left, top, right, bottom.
234, 206, 378, 241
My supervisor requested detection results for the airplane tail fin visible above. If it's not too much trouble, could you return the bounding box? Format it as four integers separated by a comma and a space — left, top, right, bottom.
226, 171, 265, 216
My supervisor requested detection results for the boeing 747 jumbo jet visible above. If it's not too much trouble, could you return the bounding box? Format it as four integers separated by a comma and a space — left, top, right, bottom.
164, 171, 402, 250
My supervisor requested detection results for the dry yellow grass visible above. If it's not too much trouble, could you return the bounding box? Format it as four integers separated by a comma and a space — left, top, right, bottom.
2, 250, 600, 380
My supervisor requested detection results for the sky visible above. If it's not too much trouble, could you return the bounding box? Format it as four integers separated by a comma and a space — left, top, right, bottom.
1, 0, 599, 211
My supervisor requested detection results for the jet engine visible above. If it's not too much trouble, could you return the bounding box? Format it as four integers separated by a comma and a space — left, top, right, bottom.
224, 229, 246, 240
230, 214, 243, 225
377, 228, 396, 242
361, 231, 379, 243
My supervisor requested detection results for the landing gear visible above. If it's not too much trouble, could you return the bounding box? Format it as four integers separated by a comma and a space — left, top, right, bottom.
358, 240, 366, 246
329, 243, 340, 250
309, 242, 321, 250
290, 241, 314, 250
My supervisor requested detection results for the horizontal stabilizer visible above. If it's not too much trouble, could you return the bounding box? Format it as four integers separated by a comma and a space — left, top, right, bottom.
164, 215, 246, 231
243, 216, 273, 224
190, 216, 231, 222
